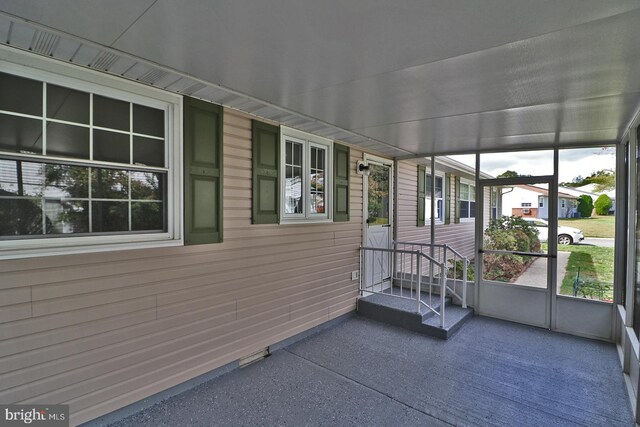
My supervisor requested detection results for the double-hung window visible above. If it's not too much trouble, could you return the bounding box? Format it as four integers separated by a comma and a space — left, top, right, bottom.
281, 127, 332, 222
0, 55, 180, 258
425, 173, 444, 223
459, 181, 476, 220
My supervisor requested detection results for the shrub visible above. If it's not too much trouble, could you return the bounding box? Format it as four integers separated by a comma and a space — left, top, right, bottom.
483, 216, 542, 282
576, 194, 593, 218
447, 259, 474, 281
485, 215, 540, 253
594, 194, 612, 215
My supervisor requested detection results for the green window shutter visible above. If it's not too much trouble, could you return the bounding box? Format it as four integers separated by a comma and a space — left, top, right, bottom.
417, 165, 425, 227
454, 176, 461, 224
184, 96, 223, 245
252, 120, 280, 224
444, 173, 451, 225
333, 143, 350, 222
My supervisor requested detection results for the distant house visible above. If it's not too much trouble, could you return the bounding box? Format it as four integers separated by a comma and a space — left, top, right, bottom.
570, 183, 616, 214
501, 185, 578, 219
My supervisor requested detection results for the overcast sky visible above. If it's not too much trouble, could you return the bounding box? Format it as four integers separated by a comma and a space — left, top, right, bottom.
448, 147, 616, 183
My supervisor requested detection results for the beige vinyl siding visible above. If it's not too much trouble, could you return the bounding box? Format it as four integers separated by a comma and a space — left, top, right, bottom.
396, 159, 487, 260
0, 109, 363, 426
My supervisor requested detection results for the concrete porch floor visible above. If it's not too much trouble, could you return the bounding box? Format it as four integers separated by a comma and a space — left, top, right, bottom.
107, 316, 633, 427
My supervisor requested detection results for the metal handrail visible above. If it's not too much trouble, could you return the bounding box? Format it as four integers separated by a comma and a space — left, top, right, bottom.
393, 241, 469, 309
359, 245, 447, 327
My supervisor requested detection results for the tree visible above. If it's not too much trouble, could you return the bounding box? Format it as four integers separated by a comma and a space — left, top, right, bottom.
562, 169, 615, 190
590, 173, 615, 192
594, 194, 612, 215
497, 170, 519, 178
576, 194, 593, 218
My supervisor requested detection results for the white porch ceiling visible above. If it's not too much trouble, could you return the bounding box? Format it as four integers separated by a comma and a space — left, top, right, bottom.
1, 1, 639, 157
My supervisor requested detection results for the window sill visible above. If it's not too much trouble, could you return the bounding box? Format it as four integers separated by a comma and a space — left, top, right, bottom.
0, 236, 183, 260
280, 218, 333, 225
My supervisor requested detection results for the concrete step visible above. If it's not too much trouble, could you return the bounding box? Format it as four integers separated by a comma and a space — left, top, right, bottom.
357, 292, 473, 340
420, 305, 474, 339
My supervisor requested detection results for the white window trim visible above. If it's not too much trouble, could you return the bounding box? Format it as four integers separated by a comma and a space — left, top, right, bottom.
425, 172, 445, 224
280, 126, 332, 223
0, 48, 183, 260
459, 178, 476, 222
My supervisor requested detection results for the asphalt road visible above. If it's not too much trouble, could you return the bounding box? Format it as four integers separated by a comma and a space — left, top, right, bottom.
577, 237, 615, 248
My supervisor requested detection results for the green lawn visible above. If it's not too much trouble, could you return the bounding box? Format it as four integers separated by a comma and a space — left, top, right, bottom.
558, 215, 615, 238
542, 243, 614, 301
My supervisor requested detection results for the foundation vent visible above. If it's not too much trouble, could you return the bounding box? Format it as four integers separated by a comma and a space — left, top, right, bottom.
239, 348, 270, 368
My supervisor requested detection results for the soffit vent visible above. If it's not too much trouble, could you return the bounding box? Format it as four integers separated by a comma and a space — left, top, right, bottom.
138, 68, 170, 85
29, 30, 59, 56
91, 51, 120, 71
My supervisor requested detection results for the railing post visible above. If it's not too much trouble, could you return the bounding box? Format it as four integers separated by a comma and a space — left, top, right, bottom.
416, 252, 422, 314
462, 257, 468, 309
359, 246, 363, 295
440, 263, 446, 328
443, 244, 449, 296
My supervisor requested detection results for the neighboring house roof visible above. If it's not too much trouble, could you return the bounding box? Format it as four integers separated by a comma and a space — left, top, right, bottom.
573, 183, 615, 200
515, 184, 576, 199
436, 156, 494, 180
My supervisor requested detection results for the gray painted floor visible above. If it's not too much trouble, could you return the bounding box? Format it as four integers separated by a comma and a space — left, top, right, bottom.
108, 316, 633, 427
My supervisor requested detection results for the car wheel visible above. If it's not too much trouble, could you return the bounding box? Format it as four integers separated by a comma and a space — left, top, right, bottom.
558, 234, 573, 245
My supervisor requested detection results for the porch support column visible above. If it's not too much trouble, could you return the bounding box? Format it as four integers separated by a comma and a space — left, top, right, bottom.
430, 156, 436, 258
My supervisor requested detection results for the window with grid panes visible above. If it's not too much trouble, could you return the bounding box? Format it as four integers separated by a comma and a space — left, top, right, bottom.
425, 173, 444, 222
281, 127, 332, 222
459, 181, 476, 219
0, 67, 176, 250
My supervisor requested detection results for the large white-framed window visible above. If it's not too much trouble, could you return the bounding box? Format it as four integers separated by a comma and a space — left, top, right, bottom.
280, 126, 332, 222
0, 50, 181, 259
425, 173, 445, 223
459, 180, 476, 220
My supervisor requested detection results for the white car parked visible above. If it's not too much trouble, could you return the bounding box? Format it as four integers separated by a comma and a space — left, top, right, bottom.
522, 217, 585, 245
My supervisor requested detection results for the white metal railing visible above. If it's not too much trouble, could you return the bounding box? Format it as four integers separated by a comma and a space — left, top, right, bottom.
359, 246, 447, 327
393, 241, 469, 309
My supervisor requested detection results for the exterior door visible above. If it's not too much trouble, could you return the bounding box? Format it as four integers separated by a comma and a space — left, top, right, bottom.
363, 155, 393, 288
476, 176, 557, 328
